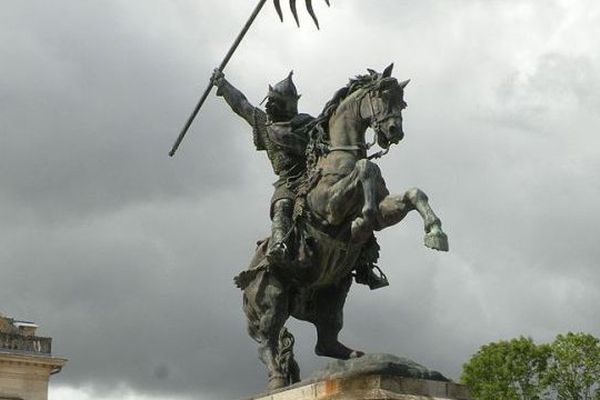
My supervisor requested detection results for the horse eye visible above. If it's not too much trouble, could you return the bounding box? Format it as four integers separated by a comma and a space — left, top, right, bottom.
380, 89, 393, 99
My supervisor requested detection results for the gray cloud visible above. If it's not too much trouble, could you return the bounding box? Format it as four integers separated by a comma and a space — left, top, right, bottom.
0, 1, 248, 223
1, 1, 600, 399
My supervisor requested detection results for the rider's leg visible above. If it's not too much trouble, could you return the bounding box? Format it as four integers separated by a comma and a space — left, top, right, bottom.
353, 236, 389, 290
267, 198, 294, 263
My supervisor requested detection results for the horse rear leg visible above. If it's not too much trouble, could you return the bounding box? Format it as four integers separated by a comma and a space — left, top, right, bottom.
243, 271, 295, 390
377, 188, 449, 251
311, 277, 364, 359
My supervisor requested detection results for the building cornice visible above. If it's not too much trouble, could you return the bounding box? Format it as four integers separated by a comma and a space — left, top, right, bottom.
0, 351, 67, 370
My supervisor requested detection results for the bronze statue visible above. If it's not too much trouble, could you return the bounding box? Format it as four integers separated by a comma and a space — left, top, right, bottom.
228, 64, 448, 390
168, 1, 449, 392
211, 70, 388, 285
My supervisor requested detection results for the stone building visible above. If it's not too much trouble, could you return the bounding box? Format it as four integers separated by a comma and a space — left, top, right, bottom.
0, 313, 66, 400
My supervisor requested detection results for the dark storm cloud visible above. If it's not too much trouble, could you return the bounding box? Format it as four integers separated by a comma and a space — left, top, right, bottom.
1, 1, 275, 398
1, 1, 599, 400
0, 1, 250, 222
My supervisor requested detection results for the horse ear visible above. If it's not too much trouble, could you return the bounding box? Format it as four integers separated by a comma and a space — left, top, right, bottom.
367, 68, 377, 76
382, 63, 394, 78
398, 79, 410, 89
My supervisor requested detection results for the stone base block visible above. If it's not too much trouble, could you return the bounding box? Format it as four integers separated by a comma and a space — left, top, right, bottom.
244, 374, 471, 400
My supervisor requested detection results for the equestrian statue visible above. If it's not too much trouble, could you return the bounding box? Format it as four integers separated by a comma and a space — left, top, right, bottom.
167, 0, 448, 392
211, 64, 449, 390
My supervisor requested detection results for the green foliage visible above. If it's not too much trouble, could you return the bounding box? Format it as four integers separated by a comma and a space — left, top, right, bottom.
462, 333, 600, 400
461, 336, 551, 400
545, 333, 600, 400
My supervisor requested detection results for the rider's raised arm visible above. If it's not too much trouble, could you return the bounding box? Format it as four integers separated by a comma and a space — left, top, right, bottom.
212, 70, 264, 126
212, 69, 268, 151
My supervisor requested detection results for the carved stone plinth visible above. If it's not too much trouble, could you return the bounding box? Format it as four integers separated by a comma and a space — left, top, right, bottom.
245, 374, 471, 400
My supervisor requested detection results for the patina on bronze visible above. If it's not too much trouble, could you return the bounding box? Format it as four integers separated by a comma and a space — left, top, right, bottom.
212, 64, 449, 390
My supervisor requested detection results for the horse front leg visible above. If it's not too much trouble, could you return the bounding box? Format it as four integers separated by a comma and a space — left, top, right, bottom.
320, 159, 386, 242
377, 188, 449, 251
349, 159, 386, 242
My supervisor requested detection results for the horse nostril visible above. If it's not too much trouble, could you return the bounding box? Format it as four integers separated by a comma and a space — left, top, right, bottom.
388, 125, 403, 143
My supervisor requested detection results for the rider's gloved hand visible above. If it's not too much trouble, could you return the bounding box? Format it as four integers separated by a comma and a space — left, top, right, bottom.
211, 68, 225, 95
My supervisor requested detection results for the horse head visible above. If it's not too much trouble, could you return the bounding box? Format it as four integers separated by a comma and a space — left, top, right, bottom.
360, 63, 409, 150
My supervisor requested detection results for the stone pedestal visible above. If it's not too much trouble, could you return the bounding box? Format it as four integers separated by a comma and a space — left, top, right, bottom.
245, 374, 471, 400
244, 354, 471, 400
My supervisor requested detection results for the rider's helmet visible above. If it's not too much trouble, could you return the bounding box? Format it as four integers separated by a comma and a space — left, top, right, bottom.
263, 71, 300, 121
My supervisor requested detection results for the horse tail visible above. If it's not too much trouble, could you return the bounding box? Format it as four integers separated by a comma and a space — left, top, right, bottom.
276, 327, 300, 385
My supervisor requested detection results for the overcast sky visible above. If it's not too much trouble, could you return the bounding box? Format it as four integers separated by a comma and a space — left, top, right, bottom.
1, 1, 599, 399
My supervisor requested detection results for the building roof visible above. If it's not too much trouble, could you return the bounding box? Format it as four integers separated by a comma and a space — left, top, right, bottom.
13, 321, 39, 329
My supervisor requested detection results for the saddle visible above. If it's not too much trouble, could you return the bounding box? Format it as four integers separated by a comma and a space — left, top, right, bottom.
233, 223, 387, 291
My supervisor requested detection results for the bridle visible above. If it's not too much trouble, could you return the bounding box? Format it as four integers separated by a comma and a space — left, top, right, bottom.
327, 86, 401, 160
365, 89, 403, 136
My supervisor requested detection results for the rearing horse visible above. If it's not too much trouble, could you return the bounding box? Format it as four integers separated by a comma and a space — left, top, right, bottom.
237, 64, 448, 390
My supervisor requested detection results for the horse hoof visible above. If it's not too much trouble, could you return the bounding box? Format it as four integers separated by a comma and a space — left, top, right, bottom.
349, 350, 365, 358
315, 342, 364, 360
424, 231, 449, 251
268, 375, 287, 391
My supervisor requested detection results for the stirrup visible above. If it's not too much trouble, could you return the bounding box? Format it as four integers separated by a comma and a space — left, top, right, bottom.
367, 266, 389, 290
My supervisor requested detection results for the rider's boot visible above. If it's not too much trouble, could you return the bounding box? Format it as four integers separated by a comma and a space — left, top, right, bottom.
267, 199, 294, 265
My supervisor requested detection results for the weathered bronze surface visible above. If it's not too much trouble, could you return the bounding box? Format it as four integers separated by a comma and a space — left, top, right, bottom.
212, 64, 449, 391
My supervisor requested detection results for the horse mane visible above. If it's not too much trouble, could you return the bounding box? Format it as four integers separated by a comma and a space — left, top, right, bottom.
305, 72, 380, 168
